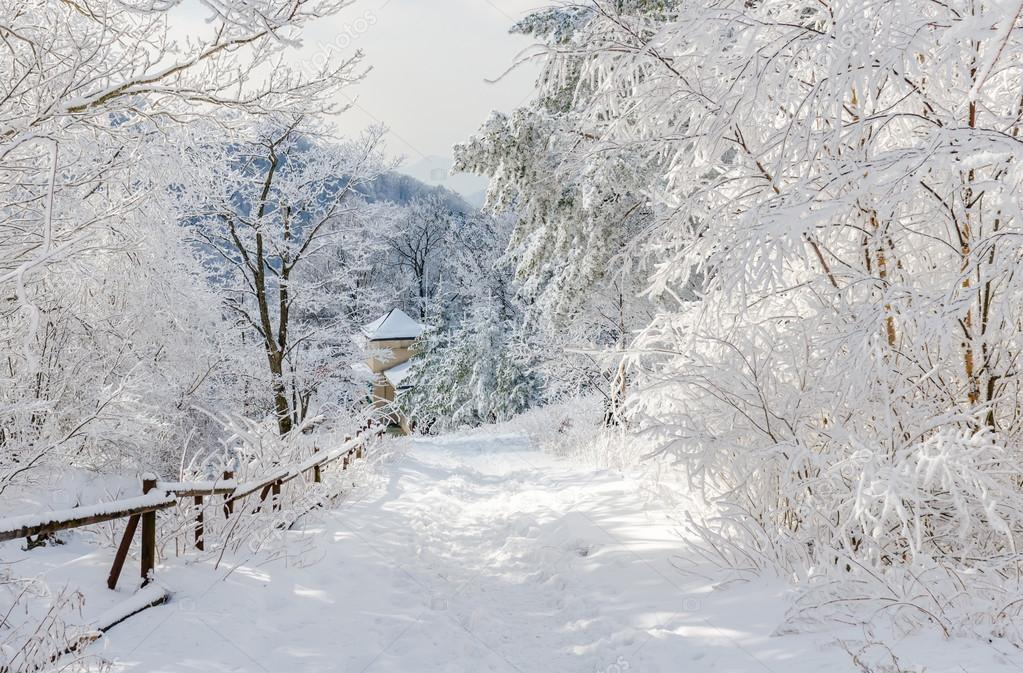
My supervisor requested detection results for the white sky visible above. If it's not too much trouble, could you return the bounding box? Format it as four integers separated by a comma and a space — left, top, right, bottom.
298, 0, 544, 161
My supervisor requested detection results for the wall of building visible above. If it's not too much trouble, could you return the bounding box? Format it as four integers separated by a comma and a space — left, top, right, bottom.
366, 338, 418, 374
366, 337, 423, 435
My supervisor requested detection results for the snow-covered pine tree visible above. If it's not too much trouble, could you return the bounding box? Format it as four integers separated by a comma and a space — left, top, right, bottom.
453, 6, 660, 422
401, 302, 540, 432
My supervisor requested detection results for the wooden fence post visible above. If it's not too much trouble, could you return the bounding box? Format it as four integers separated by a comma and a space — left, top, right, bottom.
8, 425, 389, 597
223, 470, 234, 517
194, 495, 204, 551
255, 483, 272, 513
107, 514, 140, 590
141, 476, 157, 586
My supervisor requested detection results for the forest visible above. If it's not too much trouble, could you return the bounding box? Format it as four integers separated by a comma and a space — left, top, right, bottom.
4, 0, 1023, 671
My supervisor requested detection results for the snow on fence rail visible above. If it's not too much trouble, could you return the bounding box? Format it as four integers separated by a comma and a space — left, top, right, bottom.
0, 426, 381, 594
0, 493, 178, 543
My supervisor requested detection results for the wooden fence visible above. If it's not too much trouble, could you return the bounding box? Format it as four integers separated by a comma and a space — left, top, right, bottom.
0, 427, 379, 592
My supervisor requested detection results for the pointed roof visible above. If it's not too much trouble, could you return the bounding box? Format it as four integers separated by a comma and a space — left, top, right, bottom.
362, 308, 425, 341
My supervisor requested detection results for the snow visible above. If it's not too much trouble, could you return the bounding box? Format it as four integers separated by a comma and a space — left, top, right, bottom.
9, 433, 1012, 672
382, 359, 414, 388
350, 360, 374, 379
293, 437, 360, 473
92, 586, 170, 632
230, 468, 290, 499
362, 308, 426, 341
0, 492, 176, 535
157, 481, 238, 493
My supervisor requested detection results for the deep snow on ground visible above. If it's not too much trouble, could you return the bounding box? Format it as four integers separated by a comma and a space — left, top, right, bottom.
10, 433, 1023, 672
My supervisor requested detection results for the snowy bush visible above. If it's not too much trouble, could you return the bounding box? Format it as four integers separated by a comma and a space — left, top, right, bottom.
156, 412, 375, 568
0, 574, 103, 673
469, 396, 654, 473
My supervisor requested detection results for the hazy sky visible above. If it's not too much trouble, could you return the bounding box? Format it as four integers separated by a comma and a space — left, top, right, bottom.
299, 0, 544, 161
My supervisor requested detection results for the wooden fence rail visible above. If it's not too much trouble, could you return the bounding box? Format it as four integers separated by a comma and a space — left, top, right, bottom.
0, 494, 178, 543
0, 426, 381, 593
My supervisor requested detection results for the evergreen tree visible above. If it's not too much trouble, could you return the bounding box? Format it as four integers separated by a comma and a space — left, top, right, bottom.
402, 303, 541, 432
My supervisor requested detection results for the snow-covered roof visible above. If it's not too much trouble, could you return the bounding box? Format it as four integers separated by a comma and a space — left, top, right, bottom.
383, 360, 415, 389
362, 308, 425, 341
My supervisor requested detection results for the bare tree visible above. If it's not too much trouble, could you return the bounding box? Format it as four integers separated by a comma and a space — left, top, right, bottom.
190, 120, 387, 436
388, 196, 453, 318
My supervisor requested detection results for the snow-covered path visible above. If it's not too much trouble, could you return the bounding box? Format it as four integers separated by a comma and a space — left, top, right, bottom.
87, 435, 1008, 672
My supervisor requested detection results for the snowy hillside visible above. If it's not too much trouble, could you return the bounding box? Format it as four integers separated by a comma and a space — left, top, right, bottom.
396, 155, 488, 209
358, 171, 475, 213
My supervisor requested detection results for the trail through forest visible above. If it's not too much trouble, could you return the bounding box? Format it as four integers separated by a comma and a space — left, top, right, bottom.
78, 436, 1015, 672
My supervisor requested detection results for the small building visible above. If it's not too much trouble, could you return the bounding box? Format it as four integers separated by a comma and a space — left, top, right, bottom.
360, 308, 426, 433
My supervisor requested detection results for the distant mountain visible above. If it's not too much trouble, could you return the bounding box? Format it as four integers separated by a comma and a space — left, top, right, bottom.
396, 156, 489, 209
189, 161, 477, 286
357, 172, 475, 214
